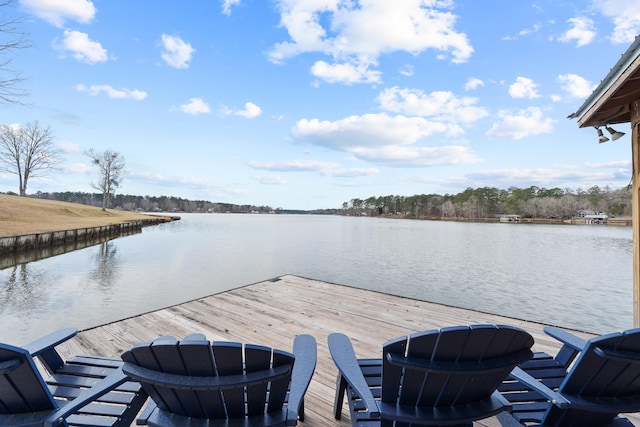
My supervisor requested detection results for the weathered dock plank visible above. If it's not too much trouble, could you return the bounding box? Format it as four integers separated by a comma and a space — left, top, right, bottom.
55, 275, 639, 426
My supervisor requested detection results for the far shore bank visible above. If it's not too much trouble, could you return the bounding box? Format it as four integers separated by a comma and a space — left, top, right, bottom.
358, 212, 632, 226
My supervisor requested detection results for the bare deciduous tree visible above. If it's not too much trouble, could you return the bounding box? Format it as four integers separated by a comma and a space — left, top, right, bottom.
85, 149, 126, 211
0, 121, 62, 195
1, 0, 29, 104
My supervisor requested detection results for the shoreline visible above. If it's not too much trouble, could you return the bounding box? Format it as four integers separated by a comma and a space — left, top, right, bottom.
355, 212, 632, 226
0, 215, 178, 256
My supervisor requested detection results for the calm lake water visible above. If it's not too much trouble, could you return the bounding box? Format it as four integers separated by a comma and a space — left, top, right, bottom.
0, 214, 633, 344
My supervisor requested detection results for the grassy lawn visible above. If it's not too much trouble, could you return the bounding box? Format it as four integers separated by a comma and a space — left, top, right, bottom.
0, 193, 169, 237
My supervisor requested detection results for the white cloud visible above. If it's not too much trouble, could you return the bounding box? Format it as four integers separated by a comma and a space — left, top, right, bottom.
293, 113, 452, 150
221, 102, 262, 118
322, 168, 379, 177
236, 102, 262, 118
464, 77, 484, 91
466, 167, 622, 187
62, 162, 93, 174
558, 17, 596, 47
518, 23, 543, 37
256, 175, 288, 185
54, 30, 108, 64
20, 0, 96, 27
399, 64, 414, 77
557, 74, 595, 99
292, 113, 480, 167
311, 61, 382, 85
486, 107, 556, 140
248, 161, 379, 178
222, 0, 241, 15
586, 160, 631, 169
179, 98, 211, 115
268, 0, 473, 84
248, 159, 340, 172
58, 141, 83, 153
76, 84, 147, 100
61, 163, 95, 174
593, 0, 640, 44
503, 23, 543, 41
348, 144, 480, 167
509, 77, 541, 99
377, 87, 488, 124
129, 172, 217, 189
160, 34, 195, 69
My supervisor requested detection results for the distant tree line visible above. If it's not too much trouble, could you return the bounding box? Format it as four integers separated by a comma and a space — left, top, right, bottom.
341, 185, 632, 219
28, 191, 277, 214
12, 184, 632, 219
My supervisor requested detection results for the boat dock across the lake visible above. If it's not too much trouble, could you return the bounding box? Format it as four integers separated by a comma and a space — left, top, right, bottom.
55, 275, 640, 427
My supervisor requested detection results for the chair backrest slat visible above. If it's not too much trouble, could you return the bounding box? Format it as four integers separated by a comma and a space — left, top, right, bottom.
0, 344, 57, 414
424, 326, 474, 406
122, 337, 184, 415
179, 339, 224, 419
381, 325, 533, 410
381, 336, 408, 406
212, 342, 244, 418
122, 336, 296, 422
269, 349, 295, 412
154, 336, 197, 416
245, 344, 272, 416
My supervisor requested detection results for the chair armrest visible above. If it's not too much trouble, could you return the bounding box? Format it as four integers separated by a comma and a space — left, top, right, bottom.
543, 327, 587, 351
286, 334, 317, 426
23, 328, 78, 373
509, 366, 570, 408
328, 333, 380, 419
23, 328, 77, 355
44, 366, 130, 427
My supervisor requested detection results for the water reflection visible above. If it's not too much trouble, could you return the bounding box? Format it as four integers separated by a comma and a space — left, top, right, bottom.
0, 229, 140, 271
89, 241, 121, 291
0, 232, 136, 344
0, 264, 47, 314
0, 238, 124, 318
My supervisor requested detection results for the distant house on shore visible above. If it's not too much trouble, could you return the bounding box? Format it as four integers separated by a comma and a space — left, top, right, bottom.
498, 214, 521, 223
575, 210, 608, 224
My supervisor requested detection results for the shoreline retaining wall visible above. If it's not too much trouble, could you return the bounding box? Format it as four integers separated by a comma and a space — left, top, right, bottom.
0, 216, 176, 256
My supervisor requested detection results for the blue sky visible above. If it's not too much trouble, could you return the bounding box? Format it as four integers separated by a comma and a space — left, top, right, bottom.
0, 0, 639, 210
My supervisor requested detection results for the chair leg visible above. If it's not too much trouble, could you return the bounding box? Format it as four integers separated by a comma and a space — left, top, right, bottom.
334, 374, 347, 420
298, 397, 305, 422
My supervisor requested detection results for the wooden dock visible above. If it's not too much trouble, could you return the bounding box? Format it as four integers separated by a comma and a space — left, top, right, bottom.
55, 275, 640, 426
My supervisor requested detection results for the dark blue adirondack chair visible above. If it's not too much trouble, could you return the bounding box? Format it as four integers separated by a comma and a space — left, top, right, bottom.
121, 333, 317, 427
498, 326, 640, 427
329, 324, 534, 427
0, 328, 147, 427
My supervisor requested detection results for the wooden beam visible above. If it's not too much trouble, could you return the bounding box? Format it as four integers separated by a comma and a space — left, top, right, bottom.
578, 55, 640, 128
632, 100, 640, 327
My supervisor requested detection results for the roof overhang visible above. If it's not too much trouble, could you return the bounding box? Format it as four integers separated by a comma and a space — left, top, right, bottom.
569, 35, 640, 128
